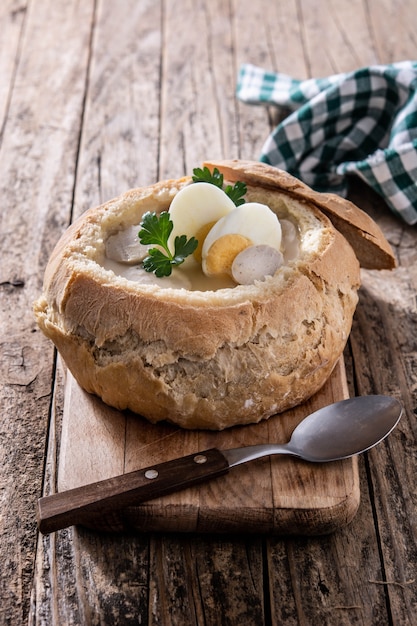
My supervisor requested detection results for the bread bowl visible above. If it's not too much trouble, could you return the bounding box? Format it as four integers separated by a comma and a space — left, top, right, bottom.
33, 160, 395, 430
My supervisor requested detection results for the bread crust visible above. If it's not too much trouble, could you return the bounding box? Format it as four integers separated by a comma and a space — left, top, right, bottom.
34, 164, 363, 429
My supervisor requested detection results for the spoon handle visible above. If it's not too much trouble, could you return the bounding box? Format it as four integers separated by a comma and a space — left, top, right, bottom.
37, 448, 230, 534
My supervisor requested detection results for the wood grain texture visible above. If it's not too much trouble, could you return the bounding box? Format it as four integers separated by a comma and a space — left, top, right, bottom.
0, 0, 415, 624
73, 0, 163, 215
0, 0, 26, 134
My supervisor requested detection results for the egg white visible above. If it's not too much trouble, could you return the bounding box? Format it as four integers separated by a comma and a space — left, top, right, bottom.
168, 182, 236, 247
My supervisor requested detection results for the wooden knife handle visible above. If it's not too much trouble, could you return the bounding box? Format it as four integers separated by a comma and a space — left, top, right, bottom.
36, 448, 229, 534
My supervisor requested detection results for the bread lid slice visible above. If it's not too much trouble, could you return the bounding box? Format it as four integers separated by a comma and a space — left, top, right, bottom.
203, 159, 396, 270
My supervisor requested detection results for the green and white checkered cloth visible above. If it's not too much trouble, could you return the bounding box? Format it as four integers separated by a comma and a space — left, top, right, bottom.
237, 62, 417, 225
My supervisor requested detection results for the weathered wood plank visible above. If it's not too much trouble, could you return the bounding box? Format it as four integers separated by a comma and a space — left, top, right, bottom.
73, 0, 163, 217
267, 485, 389, 625
0, 1, 27, 135
366, 0, 417, 62
0, 0, 95, 623
158, 0, 232, 178
148, 535, 266, 626
350, 261, 417, 624
233, 0, 285, 158
296, 0, 379, 75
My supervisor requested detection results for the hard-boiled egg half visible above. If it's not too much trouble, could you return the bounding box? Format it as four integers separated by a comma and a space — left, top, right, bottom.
202, 201, 285, 285
168, 182, 284, 285
168, 182, 236, 264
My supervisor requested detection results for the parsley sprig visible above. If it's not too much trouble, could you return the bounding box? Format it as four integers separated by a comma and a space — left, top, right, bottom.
192, 166, 247, 206
139, 211, 198, 277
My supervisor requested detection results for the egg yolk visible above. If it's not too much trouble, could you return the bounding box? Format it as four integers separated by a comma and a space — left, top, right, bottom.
193, 220, 217, 263
204, 234, 252, 276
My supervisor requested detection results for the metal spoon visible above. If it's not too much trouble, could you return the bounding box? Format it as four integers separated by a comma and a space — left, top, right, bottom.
37, 395, 402, 534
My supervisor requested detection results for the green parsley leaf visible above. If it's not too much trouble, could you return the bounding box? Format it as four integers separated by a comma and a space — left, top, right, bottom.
192, 166, 224, 188
224, 181, 247, 206
139, 211, 198, 277
173, 234, 199, 265
192, 166, 247, 206
139, 211, 173, 249
142, 248, 173, 277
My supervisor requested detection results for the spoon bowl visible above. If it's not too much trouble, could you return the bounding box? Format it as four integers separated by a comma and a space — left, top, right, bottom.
283, 394, 402, 461
223, 395, 403, 467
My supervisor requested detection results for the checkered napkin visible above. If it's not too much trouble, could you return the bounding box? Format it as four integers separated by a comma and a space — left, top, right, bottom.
237, 62, 417, 225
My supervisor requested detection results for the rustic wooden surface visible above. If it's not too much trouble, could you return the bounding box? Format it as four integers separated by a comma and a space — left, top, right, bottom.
0, 0, 416, 624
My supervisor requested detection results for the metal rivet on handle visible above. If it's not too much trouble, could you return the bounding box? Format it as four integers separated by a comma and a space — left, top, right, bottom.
193, 454, 208, 464
145, 469, 159, 479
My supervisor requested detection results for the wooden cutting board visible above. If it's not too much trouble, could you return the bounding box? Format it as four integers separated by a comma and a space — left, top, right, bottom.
57, 357, 360, 534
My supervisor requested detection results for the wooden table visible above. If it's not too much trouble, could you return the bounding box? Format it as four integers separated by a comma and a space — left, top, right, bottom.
1, 1, 416, 624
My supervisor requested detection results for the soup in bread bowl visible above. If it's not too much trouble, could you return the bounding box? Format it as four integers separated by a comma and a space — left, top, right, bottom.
34, 160, 395, 430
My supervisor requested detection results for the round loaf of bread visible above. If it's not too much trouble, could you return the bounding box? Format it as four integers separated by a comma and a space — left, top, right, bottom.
34, 162, 364, 430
